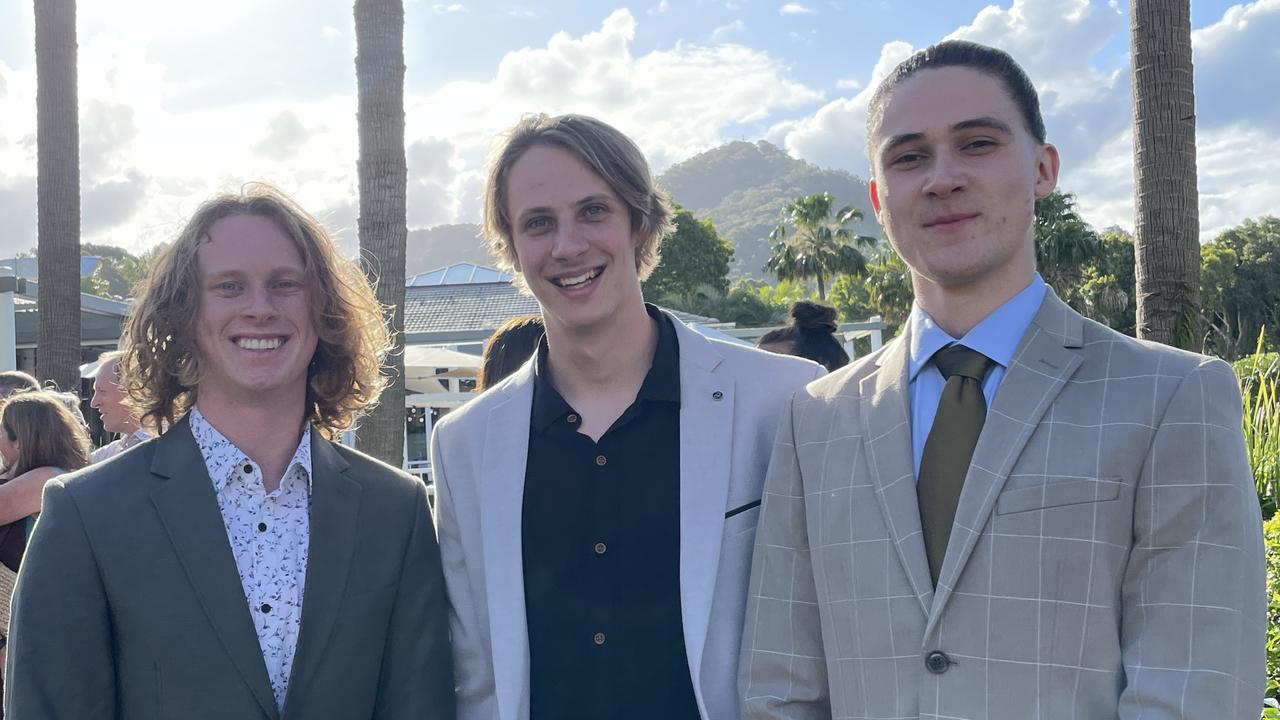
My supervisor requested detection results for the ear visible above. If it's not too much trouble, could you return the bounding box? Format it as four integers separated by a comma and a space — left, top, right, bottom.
869, 178, 883, 218
1033, 142, 1061, 199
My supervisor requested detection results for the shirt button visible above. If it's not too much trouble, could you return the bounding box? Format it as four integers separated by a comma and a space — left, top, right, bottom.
567, 414, 579, 424
595, 455, 607, 466
593, 632, 606, 646
260, 603, 272, 614
243, 464, 253, 474
257, 522, 267, 532
594, 542, 607, 555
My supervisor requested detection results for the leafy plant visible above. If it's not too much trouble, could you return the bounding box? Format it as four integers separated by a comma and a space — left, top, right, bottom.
1241, 330, 1280, 518
1264, 514, 1280, 710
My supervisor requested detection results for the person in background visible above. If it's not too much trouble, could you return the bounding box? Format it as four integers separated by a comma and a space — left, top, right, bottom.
88, 350, 150, 462
0, 390, 93, 712
0, 374, 37, 400
477, 315, 544, 392
756, 300, 850, 372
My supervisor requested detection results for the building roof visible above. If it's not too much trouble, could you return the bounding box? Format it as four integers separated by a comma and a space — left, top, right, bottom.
404, 279, 722, 339
0, 256, 101, 280
407, 263, 513, 286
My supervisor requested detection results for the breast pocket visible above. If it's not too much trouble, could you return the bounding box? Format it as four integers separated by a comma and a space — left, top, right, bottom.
723, 499, 762, 539
995, 477, 1122, 515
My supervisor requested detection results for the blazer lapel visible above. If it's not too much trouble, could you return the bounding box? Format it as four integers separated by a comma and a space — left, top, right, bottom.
858, 324, 934, 616
284, 436, 359, 712
479, 364, 535, 720
149, 418, 279, 720
927, 290, 1085, 627
671, 319, 733, 711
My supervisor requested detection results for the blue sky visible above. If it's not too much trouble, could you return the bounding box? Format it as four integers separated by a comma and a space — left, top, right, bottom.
0, 0, 1275, 257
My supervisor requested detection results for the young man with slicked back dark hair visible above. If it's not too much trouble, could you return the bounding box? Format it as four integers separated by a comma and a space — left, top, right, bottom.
740, 40, 1264, 720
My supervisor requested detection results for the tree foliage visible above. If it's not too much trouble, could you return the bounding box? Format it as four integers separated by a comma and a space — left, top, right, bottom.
765, 192, 875, 300
1200, 217, 1280, 360
643, 206, 734, 300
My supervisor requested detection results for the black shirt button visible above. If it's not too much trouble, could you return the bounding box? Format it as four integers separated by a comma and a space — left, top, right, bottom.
243, 464, 253, 474
258, 522, 267, 532
925, 651, 951, 674
595, 455, 607, 467
594, 542, 607, 555
260, 603, 272, 614
593, 632, 606, 646
567, 414, 578, 424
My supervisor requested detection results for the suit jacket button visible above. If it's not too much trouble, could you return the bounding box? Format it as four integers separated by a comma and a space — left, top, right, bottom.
925, 651, 951, 674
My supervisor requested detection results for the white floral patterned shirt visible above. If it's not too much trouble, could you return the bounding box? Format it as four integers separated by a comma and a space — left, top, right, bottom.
189, 407, 312, 710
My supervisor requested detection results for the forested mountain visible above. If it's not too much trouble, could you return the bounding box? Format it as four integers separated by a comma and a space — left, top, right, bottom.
405, 140, 881, 279
658, 141, 880, 278
405, 223, 489, 276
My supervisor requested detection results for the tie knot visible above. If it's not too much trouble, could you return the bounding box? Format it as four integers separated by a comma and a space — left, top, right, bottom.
933, 344, 992, 381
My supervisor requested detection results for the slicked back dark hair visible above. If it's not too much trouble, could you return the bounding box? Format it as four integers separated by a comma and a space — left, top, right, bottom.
866, 40, 1047, 168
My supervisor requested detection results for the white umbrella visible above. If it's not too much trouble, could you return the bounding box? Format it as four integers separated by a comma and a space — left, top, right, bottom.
403, 345, 482, 388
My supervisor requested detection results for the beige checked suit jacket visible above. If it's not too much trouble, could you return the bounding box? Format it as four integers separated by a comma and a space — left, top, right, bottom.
740, 289, 1265, 720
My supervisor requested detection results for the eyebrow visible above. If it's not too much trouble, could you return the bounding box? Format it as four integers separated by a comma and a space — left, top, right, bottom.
879, 116, 1015, 155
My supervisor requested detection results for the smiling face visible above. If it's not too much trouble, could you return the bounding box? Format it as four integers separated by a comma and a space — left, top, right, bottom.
868, 66, 1059, 298
505, 143, 646, 336
90, 359, 137, 434
193, 213, 318, 410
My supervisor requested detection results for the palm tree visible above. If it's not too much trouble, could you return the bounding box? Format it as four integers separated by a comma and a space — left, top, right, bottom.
1130, 0, 1200, 349
764, 192, 873, 301
33, 0, 82, 392
353, 0, 407, 466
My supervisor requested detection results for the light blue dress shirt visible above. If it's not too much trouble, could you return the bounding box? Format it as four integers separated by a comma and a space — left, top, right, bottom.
907, 274, 1046, 477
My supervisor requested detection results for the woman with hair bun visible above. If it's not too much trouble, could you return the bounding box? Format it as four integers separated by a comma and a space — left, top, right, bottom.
757, 300, 850, 372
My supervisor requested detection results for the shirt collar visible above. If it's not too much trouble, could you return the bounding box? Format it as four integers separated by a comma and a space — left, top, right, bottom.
188, 406, 313, 493
530, 303, 681, 433
908, 273, 1046, 382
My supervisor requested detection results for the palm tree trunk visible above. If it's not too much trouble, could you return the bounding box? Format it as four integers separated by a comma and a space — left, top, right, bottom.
1130, 0, 1200, 348
817, 274, 826, 301
353, 0, 407, 466
34, 0, 82, 391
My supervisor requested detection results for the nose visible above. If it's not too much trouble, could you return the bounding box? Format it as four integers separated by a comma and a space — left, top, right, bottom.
921, 149, 966, 197
549, 221, 589, 260
241, 284, 279, 321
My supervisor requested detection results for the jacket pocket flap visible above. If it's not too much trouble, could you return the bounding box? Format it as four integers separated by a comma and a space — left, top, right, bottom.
996, 478, 1122, 515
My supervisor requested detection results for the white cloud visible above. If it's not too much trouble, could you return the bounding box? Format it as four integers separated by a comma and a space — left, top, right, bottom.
648, 0, 671, 15
779, 3, 816, 15
432, 3, 466, 13
711, 19, 746, 42
835, 77, 861, 90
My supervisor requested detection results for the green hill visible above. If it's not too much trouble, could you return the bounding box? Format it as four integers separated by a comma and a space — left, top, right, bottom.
658, 140, 880, 279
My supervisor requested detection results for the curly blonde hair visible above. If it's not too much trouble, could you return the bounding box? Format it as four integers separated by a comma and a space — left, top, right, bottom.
120, 183, 392, 439
482, 113, 675, 285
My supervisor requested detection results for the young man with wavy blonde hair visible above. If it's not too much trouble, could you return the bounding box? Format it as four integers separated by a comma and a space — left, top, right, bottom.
433, 114, 825, 720
7, 183, 455, 719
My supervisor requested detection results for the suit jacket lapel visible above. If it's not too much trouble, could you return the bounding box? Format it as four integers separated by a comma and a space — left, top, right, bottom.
858, 323, 934, 616
479, 363, 535, 720
149, 417, 279, 720
284, 436, 359, 713
927, 290, 1085, 627
671, 319, 732, 710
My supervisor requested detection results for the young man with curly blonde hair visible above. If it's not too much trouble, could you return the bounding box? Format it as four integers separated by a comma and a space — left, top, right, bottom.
7, 183, 455, 719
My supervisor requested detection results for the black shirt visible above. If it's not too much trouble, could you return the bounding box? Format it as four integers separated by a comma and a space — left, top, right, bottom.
522, 306, 700, 720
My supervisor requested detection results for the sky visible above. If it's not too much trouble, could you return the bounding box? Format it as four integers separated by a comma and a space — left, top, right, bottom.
0, 0, 1276, 259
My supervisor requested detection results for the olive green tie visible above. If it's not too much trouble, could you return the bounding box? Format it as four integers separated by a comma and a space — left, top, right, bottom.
917, 344, 994, 587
